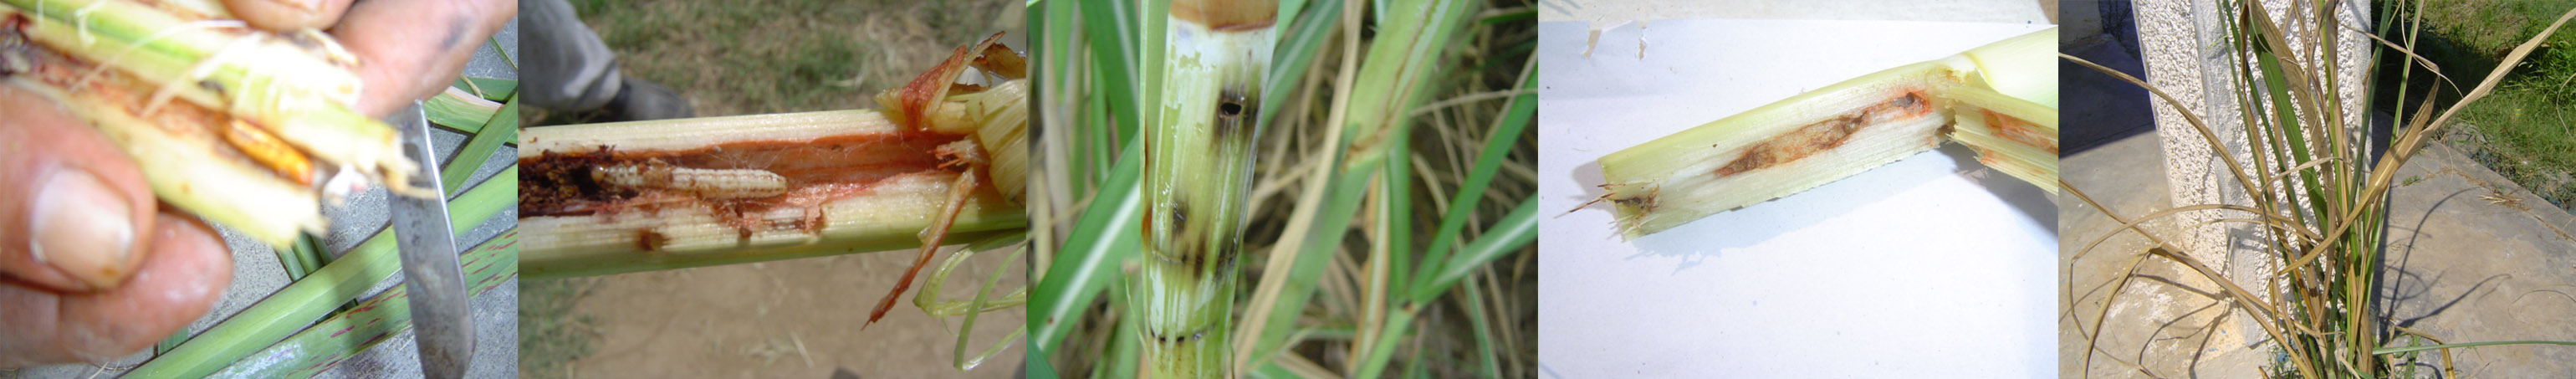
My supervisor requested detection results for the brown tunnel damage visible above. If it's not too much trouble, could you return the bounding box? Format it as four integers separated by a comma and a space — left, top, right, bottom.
1713, 91, 1932, 177
518, 32, 1026, 330
518, 130, 974, 251
6, 18, 323, 187
1981, 110, 2055, 155
523, 31, 1022, 254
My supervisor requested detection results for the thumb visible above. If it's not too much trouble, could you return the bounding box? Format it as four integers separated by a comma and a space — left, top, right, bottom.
220, 0, 357, 31
0, 85, 161, 292
330, 0, 517, 116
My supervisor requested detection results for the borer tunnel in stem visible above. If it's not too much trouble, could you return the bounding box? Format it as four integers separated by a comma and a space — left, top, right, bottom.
1597, 28, 2060, 238
1713, 92, 1930, 177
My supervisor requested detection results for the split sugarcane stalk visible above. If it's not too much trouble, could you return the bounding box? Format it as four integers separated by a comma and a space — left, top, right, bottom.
516, 33, 1030, 287
1943, 85, 2058, 190
1, 0, 420, 248
1596, 28, 2059, 238
514, 105, 1028, 279
1135, 0, 1273, 376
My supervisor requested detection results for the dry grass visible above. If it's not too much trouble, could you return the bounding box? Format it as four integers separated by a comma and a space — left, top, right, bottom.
2064, 2, 2576, 376
1234, 3, 1538, 376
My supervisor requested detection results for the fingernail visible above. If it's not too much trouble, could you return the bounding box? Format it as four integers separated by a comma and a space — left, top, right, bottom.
30, 170, 135, 289
268, 0, 324, 12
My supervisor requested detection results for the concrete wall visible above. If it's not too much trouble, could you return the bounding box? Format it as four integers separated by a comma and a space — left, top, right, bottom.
2134, 0, 2374, 348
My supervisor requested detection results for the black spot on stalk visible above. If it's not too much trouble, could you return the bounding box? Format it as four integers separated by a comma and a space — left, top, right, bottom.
1167, 239, 1203, 276
1157, 201, 1210, 276
1614, 195, 1656, 213
1185, 253, 1203, 275
636, 230, 669, 252
1147, 329, 1206, 344
1213, 86, 1257, 143
1211, 238, 1241, 280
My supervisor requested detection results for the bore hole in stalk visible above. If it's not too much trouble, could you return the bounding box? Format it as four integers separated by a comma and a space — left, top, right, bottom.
636, 229, 669, 252
1214, 87, 1257, 141
1147, 329, 1206, 344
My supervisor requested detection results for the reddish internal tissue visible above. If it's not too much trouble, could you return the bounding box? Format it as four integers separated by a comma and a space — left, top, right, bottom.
1714, 91, 1932, 177
518, 131, 969, 227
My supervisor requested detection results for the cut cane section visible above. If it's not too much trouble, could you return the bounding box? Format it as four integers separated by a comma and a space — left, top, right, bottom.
1595, 28, 2059, 238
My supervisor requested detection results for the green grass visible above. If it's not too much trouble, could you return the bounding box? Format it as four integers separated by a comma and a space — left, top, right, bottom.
2453, 91, 2576, 209
2417, 1, 2576, 210
2419, 1, 2572, 56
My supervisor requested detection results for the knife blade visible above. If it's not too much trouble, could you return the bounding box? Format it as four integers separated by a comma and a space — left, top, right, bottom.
386, 102, 473, 378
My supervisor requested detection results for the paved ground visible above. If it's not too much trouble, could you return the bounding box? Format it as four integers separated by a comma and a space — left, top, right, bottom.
2061, 134, 2576, 377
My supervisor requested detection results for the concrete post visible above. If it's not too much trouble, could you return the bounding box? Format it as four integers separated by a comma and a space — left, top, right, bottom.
2132, 0, 2373, 349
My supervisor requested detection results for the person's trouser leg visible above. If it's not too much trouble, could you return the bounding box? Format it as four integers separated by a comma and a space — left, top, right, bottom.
523, 0, 620, 112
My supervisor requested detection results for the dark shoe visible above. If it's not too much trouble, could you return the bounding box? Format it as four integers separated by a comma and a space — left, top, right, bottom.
597, 77, 693, 121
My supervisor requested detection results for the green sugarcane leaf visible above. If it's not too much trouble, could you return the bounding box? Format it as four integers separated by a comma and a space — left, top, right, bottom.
215, 228, 521, 378
1260, 0, 1341, 131
1029, 136, 1142, 353
443, 99, 519, 194
1380, 117, 1414, 294
949, 244, 1026, 371
1456, 274, 1503, 378
135, 167, 518, 378
1409, 64, 1532, 301
1079, 0, 1144, 141
1246, 159, 1370, 367
451, 77, 519, 102
1351, 309, 1416, 379
424, 91, 503, 133
1414, 197, 1535, 302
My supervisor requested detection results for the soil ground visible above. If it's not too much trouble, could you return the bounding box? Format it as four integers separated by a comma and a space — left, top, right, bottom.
534, 251, 1024, 378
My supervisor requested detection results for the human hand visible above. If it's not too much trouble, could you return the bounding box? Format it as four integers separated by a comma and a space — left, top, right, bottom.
223, 0, 519, 117
2, 0, 514, 366
0, 86, 233, 368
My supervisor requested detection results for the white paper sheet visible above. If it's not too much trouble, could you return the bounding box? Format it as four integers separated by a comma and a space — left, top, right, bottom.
1536, 19, 2059, 377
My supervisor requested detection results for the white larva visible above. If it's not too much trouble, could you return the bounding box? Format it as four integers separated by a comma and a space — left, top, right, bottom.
593, 163, 790, 199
